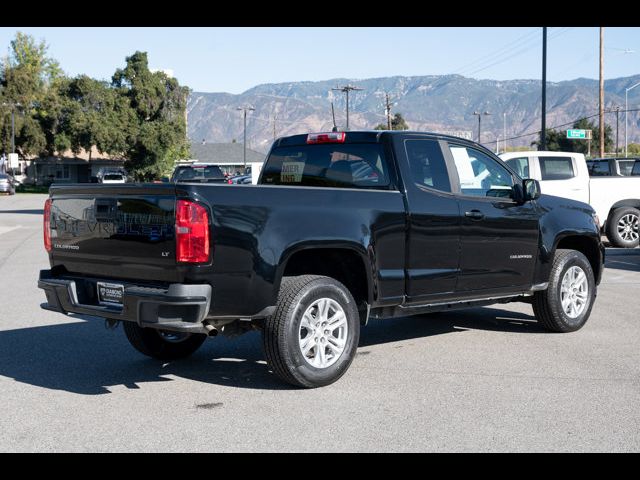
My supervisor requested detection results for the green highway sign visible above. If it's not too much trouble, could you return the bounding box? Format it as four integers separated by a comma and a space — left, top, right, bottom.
566, 129, 592, 139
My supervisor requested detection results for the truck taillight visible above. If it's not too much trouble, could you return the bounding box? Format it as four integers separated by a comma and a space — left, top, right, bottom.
306, 132, 346, 144
175, 199, 210, 263
44, 198, 52, 252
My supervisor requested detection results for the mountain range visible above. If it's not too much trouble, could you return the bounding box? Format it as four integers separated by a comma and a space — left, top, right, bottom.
187, 74, 640, 153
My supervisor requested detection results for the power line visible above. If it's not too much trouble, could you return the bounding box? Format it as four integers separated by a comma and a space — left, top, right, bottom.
452, 27, 540, 76
463, 27, 573, 78
482, 107, 640, 147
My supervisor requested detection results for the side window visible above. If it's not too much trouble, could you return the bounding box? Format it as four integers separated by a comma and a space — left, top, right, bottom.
617, 160, 635, 176
539, 156, 575, 180
448, 145, 514, 198
587, 160, 610, 176
632, 161, 640, 176
505, 157, 530, 178
404, 139, 451, 193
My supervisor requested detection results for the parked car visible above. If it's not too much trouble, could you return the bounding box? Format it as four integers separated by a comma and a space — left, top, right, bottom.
99, 173, 127, 184
228, 174, 252, 184
586, 157, 640, 176
170, 163, 228, 184
500, 151, 640, 248
0, 174, 16, 195
39, 131, 603, 388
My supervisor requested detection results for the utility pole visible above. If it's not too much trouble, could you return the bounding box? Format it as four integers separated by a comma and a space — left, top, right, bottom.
332, 85, 364, 130
273, 114, 277, 140
503, 112, 507, 153
385, 92, 393, 130
473, 111, 491, 144
541, 26, 548, 150
237, 106, 255, 171
599, 27, 605, 158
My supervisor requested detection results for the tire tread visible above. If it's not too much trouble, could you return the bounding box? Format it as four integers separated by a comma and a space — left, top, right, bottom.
263, 275, 327, 387
532, 249, 594, 333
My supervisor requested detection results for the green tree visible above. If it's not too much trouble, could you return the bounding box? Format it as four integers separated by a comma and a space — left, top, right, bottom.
59, 75, 132, 159
375, 113, 410, 131
627, 143, 640, 156
112, 51, 190, 180
0, 32, 62, 156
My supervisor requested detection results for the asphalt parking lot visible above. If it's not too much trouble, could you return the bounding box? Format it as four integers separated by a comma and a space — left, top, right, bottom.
1, 193, 639, 452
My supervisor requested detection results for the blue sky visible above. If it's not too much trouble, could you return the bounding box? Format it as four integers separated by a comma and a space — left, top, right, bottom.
0, 27, 638, 93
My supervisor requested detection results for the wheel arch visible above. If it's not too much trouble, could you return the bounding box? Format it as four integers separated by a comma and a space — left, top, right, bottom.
274, 243, 373, 307
553, 234, 604, 285
607, 200, 640, 226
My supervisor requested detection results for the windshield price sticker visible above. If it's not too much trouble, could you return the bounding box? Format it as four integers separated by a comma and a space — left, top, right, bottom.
281, 161, 305, 183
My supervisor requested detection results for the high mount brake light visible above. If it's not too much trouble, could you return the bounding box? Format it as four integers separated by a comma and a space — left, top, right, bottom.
306, 132, 346, 144
175, 199, 210, 263
43, 198, 52, 252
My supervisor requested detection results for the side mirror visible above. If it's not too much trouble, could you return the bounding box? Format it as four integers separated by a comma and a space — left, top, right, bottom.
523, 178, 541, 201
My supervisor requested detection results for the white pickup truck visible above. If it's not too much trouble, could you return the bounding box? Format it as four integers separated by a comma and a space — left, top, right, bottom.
499, 151, 640, 248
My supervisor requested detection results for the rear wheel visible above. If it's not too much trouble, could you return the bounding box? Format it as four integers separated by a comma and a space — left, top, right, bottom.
606, 207, 640, 248
122, 322, 207, 361
533, 249, 596, 332
262, 275, 360, 388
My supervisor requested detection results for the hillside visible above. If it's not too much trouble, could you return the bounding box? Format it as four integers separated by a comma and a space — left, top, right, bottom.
187, 74, 640, 153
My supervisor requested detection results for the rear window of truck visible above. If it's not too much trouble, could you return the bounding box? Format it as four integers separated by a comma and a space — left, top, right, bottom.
539, 156, 575, 180
587, 160, 611, 176
261, 144, 391, 189
173, 165, 224, 182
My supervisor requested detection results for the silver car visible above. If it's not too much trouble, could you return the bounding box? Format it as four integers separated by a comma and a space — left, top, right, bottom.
0, 174, 15, 195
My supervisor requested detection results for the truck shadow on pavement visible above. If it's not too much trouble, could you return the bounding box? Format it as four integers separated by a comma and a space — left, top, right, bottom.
604, 248, 640, 273
0, 307, 539, 394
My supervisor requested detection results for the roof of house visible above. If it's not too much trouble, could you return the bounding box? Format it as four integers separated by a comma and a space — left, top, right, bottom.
24, 145, 126, 163
189, 142, 265, 165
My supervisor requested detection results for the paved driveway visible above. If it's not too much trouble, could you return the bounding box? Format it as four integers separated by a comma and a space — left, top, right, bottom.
0, 193, 638, 452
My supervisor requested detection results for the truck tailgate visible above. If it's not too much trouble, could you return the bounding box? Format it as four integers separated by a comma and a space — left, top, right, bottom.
48, 184, 181, 283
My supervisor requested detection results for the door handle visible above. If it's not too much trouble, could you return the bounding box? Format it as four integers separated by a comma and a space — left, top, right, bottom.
465, 210, 485, 220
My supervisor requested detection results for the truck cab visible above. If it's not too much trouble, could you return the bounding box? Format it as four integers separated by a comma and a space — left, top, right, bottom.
499, 151, 590, 204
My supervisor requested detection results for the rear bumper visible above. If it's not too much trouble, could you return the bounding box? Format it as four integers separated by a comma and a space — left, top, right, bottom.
38, 269, 212, 334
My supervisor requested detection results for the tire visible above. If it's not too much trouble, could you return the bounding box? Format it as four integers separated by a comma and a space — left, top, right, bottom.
263, 275, 360, 388
122, 322, 207, 361
606, 207, 640, 248
532, 249, 596, 333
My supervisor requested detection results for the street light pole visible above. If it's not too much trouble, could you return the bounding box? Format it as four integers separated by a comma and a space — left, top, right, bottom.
541, 26, 548, 150
625, 82, 640, 157
615, 106, 621, 155
237, 106, 255, 171
599, 27, 605, 158
1, 101, 21, 154
11, 108, 15, 154
473, 111, 491, 144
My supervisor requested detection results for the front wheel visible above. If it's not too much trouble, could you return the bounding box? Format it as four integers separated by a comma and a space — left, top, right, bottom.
606, 207, 640, 248
122, 322, 207, 361
532, 249, 596, 332
262, 275, 360, 388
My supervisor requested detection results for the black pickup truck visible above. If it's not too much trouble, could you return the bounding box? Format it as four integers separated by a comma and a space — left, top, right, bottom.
39, 131, 604, 388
